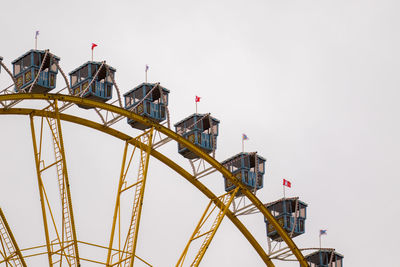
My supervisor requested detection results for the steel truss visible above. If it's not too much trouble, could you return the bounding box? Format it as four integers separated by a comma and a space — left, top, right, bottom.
0, 208, 27, 267
106, 128, 154, 267
231, 197, 305, 258
0, 93, 310, 267
269, 247, 337, 264
176, 188, 239, 267
29, 99, 79, 266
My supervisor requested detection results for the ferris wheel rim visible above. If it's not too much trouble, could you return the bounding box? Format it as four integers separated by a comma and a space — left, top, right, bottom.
0, 93, 308, 266
0, 106, 274, 266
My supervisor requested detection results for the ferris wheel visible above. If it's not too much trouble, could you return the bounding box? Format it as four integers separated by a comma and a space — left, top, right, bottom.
0, 49, 343, 267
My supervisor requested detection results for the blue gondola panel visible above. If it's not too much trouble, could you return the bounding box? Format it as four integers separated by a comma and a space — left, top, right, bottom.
69, 61, 116, 108
221, 152, 266, 193
12, 50, 60, 93
304, 249, 343, 267
174, 113, 219, 159
264, 197, 307, 241
124, 83, 170, 130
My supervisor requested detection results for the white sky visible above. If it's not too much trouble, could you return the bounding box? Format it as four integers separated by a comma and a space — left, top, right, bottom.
1, 0, 399, 266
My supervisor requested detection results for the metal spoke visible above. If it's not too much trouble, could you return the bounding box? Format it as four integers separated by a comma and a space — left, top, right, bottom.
0, 93, 311, 266
29, 100, 80, 266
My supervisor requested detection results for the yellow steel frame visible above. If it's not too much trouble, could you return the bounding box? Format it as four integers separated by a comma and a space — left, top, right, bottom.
177, 187, 239, 267
0, 93, 309, 267
29, 99, 80, 266
2, 106, 274, 266
106, 128, 154, 267
11, 240, 152, 266
0, 208, 27, 267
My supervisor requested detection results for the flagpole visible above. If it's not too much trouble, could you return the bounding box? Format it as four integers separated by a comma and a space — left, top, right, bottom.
283, 184, 285, 199
194, 96, 200, 113
319, 234, 321, 250
34, 31, 39, 50
91, 43, 98, 61
242, 139, 244, 153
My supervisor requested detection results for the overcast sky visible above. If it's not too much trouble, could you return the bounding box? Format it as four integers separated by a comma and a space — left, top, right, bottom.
0, 0, 399, 266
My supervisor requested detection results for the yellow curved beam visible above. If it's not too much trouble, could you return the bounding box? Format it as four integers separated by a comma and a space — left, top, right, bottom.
0, 108, 274, 266
0, 93, 308, 266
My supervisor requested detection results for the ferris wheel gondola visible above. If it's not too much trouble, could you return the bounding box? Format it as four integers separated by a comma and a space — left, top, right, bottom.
0, 48, 344, 267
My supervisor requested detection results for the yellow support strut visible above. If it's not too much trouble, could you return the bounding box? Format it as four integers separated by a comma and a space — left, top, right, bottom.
51, 100, 80, 266
177, 187, 239, 267
0, 208, 27, 267
106, 128, 154, 267
29, 100, 80, 266
29, 114, 54, 266
8, 106, 275, 266
0, 93, 310, 266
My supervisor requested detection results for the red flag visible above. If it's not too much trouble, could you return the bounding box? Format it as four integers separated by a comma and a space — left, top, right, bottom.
91, 43, 98, 50
283, 179, 291, 188
195, 96, 201, 103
